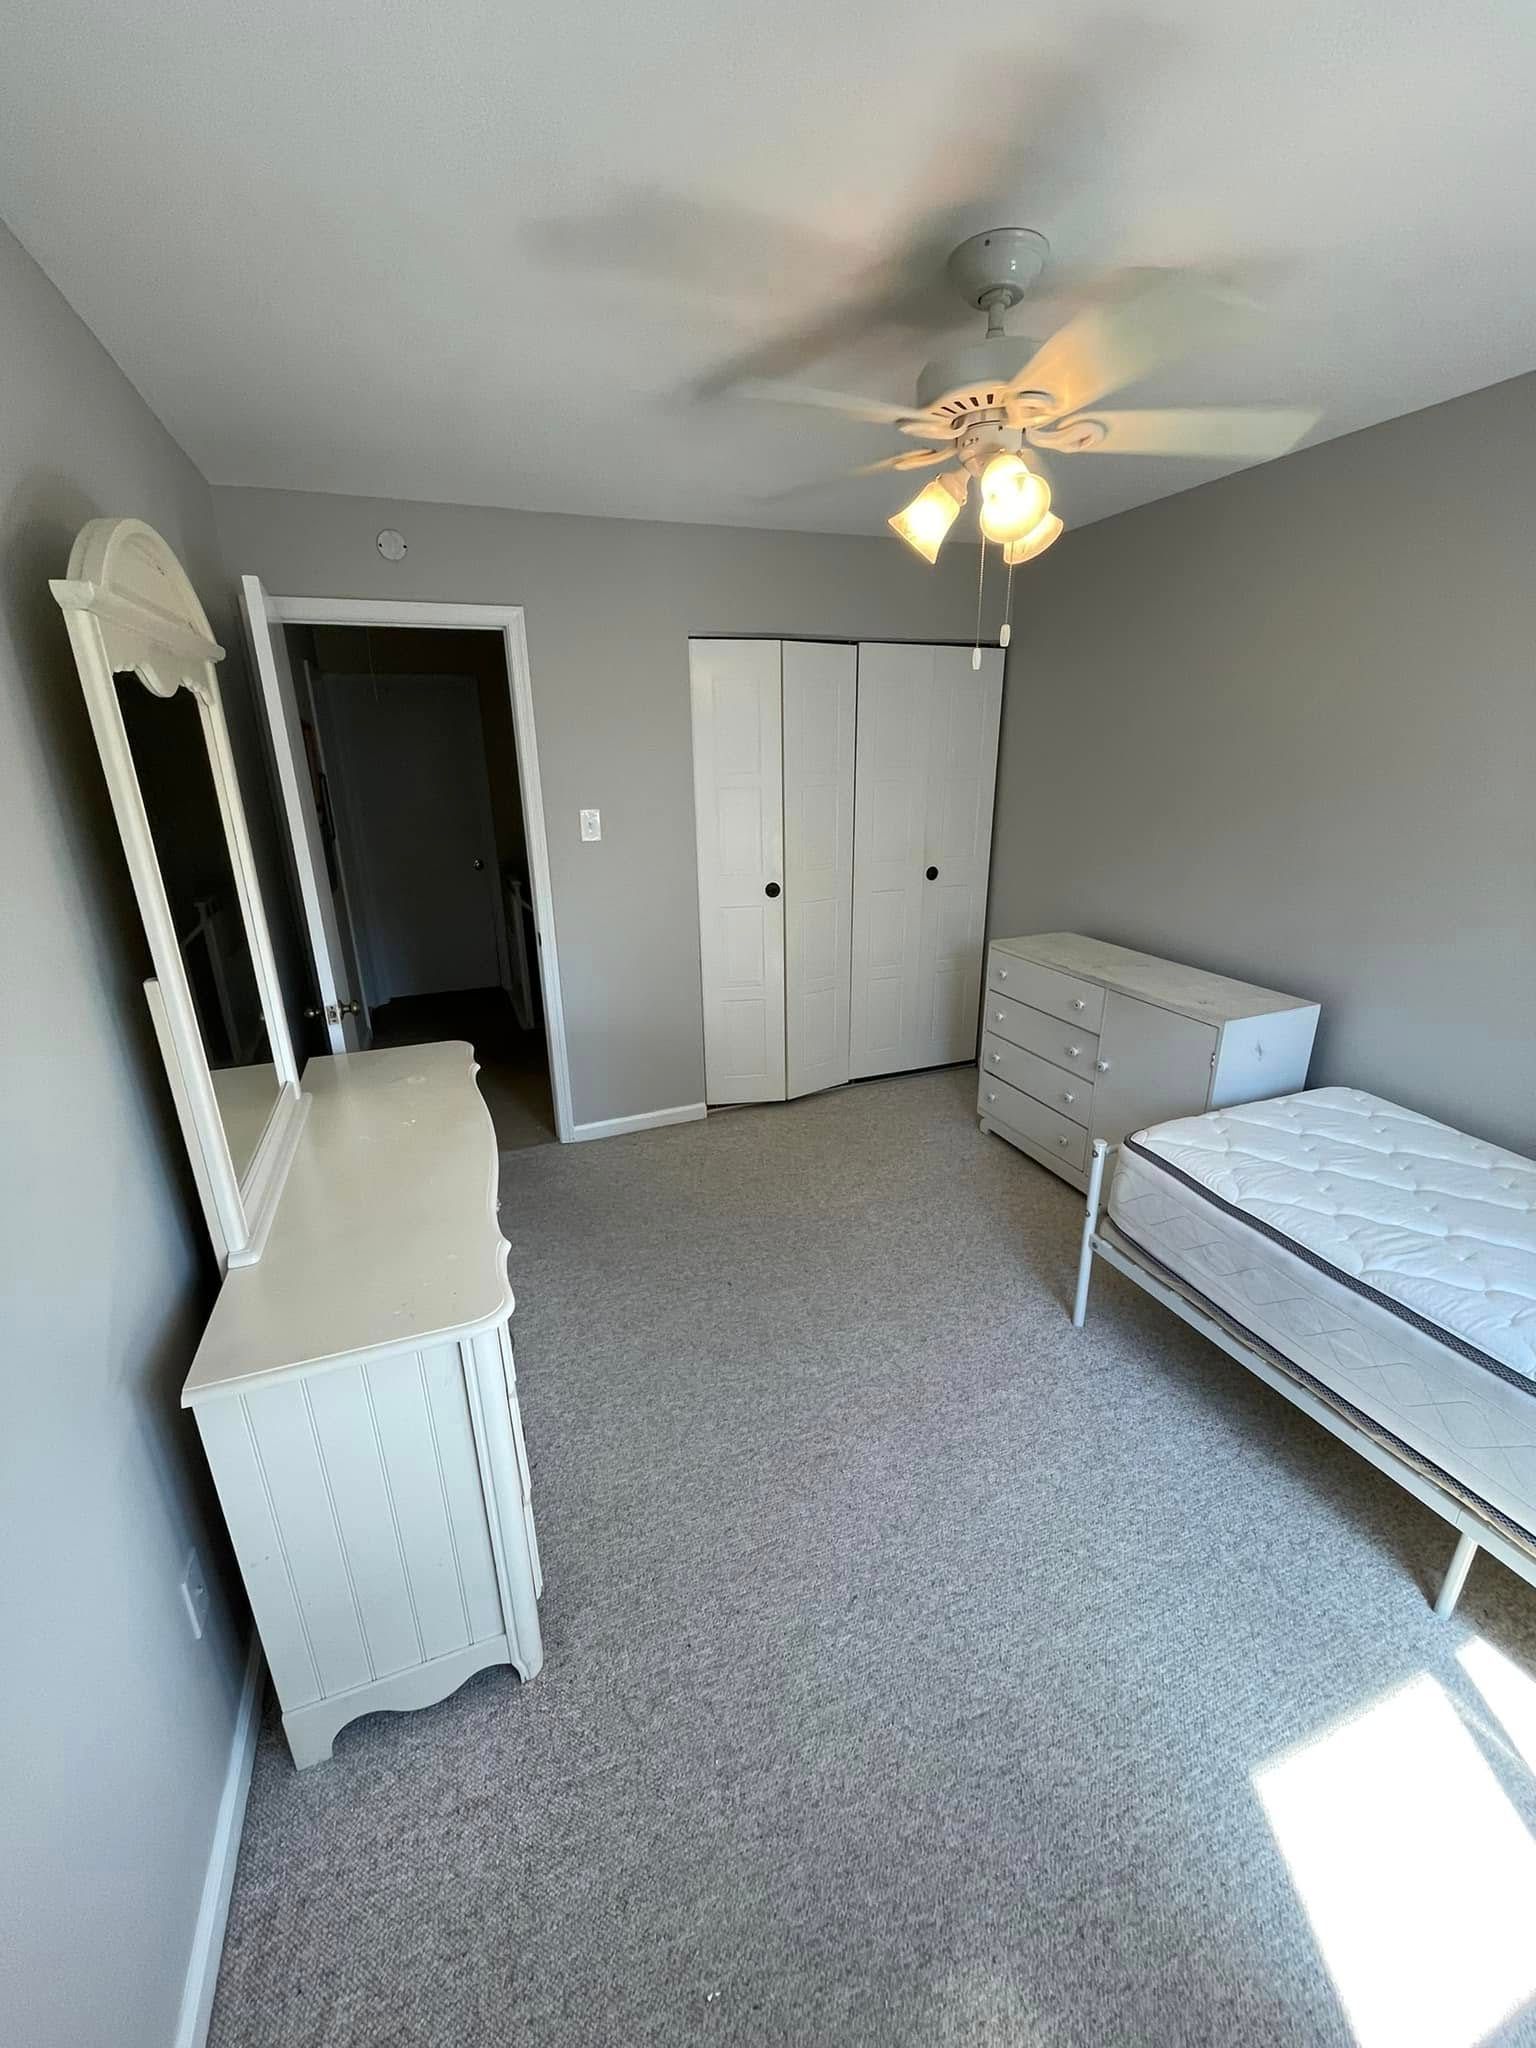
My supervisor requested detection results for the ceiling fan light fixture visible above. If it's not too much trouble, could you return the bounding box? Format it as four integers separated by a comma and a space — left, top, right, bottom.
888, 470, 968, 563
1001, 510, 1064, 568
977, 451, 1051, 543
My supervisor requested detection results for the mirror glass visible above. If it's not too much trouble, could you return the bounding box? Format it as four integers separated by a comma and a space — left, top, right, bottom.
114, 673, 278, 1179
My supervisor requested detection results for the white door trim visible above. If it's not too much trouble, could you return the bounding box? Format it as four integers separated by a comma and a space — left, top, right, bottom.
263, 595, 574, 1144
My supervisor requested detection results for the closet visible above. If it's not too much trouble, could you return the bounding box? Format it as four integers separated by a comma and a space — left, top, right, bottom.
689, 638, 1004, 1106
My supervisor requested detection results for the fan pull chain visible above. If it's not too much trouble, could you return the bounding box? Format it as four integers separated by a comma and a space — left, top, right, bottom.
1000, 559, 1016, 649
972, 539, 987, 671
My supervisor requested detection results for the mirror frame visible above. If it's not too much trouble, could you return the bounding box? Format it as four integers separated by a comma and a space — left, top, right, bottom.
52, 517, 308, 1267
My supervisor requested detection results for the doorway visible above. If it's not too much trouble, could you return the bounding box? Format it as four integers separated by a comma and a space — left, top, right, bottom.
240, 590, 572, 1148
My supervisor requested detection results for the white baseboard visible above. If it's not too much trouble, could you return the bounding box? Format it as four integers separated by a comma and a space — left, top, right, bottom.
174, 1635, 264, 2048
569, 1101, 707, 1143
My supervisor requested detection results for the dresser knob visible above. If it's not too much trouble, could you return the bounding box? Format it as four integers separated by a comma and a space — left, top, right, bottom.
1056, 1136, 1070, 1148
1072, 998, 1085, 1011
1063, 1092, 1075, 1104
1065, 1045, 1082, 1059
986, 1091, 997, 1104
1095, 1059, 1110, 1073
998, 968, 1008, 980
995, 1011, 1005, 1022
989, 1052, 1001, 1064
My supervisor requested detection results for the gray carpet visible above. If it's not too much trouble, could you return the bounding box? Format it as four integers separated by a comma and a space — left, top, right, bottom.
210, 1068, 1536, 2047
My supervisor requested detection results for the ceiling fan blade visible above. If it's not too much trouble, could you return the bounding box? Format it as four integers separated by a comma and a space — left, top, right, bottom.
1039, 406, 1319, 459
736, 380, 941, 429
855, 449, 949, 475
1007, 272, 1257, 417
750, 448, 947, 502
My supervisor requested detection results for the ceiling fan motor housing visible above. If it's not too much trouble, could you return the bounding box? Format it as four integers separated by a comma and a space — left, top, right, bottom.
912, 336, 1058, 426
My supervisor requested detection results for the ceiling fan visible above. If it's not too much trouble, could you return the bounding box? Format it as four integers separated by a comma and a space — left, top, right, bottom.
735, 228, 1318, 583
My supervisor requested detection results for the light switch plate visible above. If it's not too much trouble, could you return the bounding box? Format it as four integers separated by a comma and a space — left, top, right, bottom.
580, 808, 601, 842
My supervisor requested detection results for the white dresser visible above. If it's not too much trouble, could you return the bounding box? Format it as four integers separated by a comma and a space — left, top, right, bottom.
978, 932, 1320, 1191
183, 1043, 543, 1768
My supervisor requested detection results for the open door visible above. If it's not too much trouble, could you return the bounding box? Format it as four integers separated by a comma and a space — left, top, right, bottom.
238, 575, 363, 1055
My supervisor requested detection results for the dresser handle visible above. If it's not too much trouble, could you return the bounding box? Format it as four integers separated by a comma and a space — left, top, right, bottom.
986, 1091, 997, 1104
989, 1052, 1001, 1064
998, 967, 1008, 980
1056, 1136, 1070, 1148
995, 1011, 1005, 1023
1095, 1059, 1110, 1073
1065, 1044, 1082, 1059
1072, 998, 1085, 1011
1062, 1092, 1075, 1104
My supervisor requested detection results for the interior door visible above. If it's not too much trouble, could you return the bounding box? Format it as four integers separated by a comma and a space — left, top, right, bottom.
782, 642, 855, 1098
849, 645, 931, 1078
689, 639, 786, 1104
320, 674, 502, 1004
915, 647, 1004, 1066
238, 575, 361, 1054
850, 644, 1003, 1078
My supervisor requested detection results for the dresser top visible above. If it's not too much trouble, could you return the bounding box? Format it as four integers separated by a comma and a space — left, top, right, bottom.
183, 1043, 511, 1405
990, 932, 1317, 1025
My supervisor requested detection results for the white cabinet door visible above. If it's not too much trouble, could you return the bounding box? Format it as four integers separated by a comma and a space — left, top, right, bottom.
783, 643, 856, 1099
850, 644, 1003, 1078
690, 640, 786, 1104
849, 644, 930, 1078
916, 647, 1004, 1066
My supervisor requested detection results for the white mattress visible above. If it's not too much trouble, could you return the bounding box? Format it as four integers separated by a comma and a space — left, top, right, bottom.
1107, 1088, 1536, 1539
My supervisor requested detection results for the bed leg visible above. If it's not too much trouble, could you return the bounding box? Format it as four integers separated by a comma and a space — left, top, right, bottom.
1433, 1529, 1479, 1618
1072, 1141, 1111, 1328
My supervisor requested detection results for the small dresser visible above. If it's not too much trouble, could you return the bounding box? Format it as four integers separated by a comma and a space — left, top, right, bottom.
978, 932, 1320, 1191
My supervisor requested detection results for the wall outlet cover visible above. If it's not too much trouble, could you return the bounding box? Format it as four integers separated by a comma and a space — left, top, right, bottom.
580, 809, 602, 842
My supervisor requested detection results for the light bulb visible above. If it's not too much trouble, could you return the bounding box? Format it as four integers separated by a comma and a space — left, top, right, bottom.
887, 472, 967, 564
977, 451, 1050, 542
1001, 510, 1064, 568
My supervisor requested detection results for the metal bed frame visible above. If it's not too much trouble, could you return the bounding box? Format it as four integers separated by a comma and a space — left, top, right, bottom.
1071, 1139, 1536, 1619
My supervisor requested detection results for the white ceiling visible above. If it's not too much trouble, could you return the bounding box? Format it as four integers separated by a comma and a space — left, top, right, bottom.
3, 2, 1533, 536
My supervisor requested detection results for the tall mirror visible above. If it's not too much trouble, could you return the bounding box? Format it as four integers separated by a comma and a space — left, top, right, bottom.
113, 673, 279, 1179
54, 518, 307, 1266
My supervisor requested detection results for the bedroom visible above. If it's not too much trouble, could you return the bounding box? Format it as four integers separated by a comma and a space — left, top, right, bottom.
3, 5, 1534, 2046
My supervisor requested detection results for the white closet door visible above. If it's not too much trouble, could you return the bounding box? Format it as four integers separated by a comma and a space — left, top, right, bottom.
849, 644, 931, 1078
850, 644, 1003, 1078
782, 642, 856, 1098
915, 647, 1004, 1066
690, 640, 786, 1104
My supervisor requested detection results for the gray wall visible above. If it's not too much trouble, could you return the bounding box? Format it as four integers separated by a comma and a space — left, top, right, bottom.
0, 221, 251, 2045
212, 487, 984, 1127
989, 373, 1536, 1153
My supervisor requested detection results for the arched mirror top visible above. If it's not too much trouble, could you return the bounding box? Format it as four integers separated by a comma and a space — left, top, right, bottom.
52, 516, 224, 701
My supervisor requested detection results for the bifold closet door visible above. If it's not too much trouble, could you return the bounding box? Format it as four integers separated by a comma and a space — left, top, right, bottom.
690, 640, 787, 1103
849, 644, 1004, 1078
782, 643, 856, 1099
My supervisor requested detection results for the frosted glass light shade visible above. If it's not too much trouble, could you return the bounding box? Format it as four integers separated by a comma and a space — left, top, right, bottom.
888, 471, 968, 563
1001, 510, 1064, 567
978, 451, 1050, 542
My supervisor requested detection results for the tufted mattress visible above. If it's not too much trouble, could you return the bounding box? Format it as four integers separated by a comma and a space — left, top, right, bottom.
1106, 1087, 1536, 1541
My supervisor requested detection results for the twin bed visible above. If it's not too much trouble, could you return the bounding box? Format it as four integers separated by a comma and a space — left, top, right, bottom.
1073, 1087, 1536, 1616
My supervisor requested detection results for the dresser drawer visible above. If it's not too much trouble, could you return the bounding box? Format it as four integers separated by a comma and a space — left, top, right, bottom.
983, 992, 1100, 1076
978, 1073, 1089, 1173
980, 1034, 1093, 1127
988, 953, 1105, 1032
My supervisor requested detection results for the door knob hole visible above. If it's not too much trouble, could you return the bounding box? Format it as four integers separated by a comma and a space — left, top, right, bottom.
764, 882, 781, 899
925, 865, 939, 880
